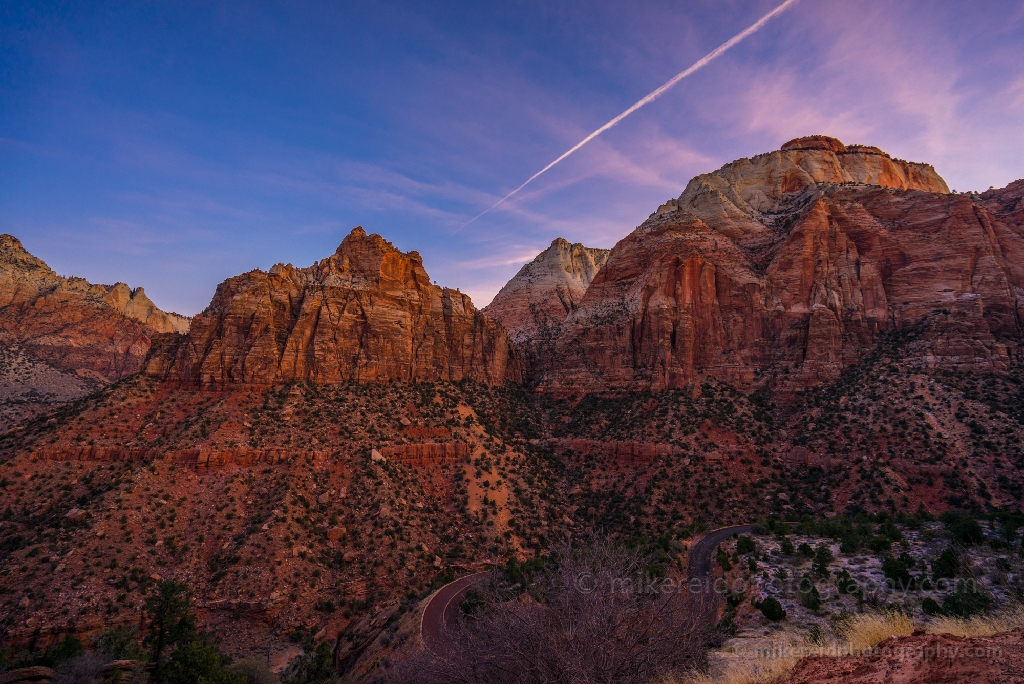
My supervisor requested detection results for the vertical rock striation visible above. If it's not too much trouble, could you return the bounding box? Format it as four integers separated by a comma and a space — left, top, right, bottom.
146, 227, 520, 387
0, 234, 189, 383
527, 137, 1023, 394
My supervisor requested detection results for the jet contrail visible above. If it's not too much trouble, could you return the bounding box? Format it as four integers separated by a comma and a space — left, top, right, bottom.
459, 0, 800, 229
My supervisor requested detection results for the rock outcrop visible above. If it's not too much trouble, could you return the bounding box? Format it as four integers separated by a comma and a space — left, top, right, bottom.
0, 234, 189, 384
529, 137, 1024, 394
483, 238, 609, 343
146, 227, 520, 387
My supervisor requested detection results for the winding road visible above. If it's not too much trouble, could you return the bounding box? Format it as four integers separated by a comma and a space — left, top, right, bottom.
420, 525, 752, 657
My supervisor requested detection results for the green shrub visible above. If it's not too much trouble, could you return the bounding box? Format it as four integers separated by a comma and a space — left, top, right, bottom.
942, 587, 990, 618
798, 575, 821, 611
812, 544, 833, 578
834, 569, 859, 595
867, 535, 892, 553
798, 542, 814, 558
881, 554, 914, 589
780, 537, 795, 555
758, 597, 786, 621
931, 547, 961, 579
737, 536, 756, 554
922, 597, 942, 616
942, 512, 985, 546
839, 533, 860, 554
166, 639, 238, 684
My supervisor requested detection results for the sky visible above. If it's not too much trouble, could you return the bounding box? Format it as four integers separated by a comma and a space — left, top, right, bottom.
2, 1, 1023, 316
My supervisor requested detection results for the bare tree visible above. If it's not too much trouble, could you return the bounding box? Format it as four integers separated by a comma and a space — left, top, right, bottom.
384, 541, 713, 684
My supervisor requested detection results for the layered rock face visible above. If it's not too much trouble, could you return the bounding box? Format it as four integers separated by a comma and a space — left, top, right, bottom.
532, 137, 1024, 393
146, 227, 520, 387
483, 238, 609, 344
0, 234, 189, 383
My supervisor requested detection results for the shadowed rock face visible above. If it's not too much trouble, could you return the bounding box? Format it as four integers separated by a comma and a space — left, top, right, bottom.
0, 234, 189, 383
528, 138, 1023, 394
146, 227, 520, 387
484, 238, 610, 344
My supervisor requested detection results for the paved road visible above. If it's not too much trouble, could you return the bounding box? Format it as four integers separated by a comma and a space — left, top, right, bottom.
685, 525, 751, 622
419, 571, 489, 656
421, 525, 753, 656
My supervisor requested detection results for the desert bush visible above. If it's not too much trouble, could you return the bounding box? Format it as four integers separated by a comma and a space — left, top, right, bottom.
384, 541, 711, 684
230, 657, 279, 684
931, 547, 962, 579
757, 597, 786, 621
812, 544, 833, 578
942, 512, 985, 546
798, 575, 821, 611
53, 652, 110, 684
736, 536, 756, 554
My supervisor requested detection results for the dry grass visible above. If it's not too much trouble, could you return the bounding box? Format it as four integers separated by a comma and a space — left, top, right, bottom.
926, 602, 1024, 638
842, 610, 915, 651
664, 610, 918, 684
670, 653, 801, 684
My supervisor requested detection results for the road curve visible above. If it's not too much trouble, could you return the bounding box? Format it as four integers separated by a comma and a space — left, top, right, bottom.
686, 525, 751, 622
420, 571, 489, 656
421, 525, 752, 656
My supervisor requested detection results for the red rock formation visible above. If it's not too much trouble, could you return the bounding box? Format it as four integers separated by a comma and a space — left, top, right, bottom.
146, 227, 520, 387
540, 438, 680, 465
0, 234, 189, 383
781, 629, 1024, 683
380, 442, 469, 466
483, 238, 609, 344
531, 139, 1023, 394
30, 444, 329, 473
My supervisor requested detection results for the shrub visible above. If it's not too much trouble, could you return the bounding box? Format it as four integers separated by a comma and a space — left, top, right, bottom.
867, 535, 892, 553
881, 555, 913, 590
834, 569, 859, 596
812, 544, 833, 578
839, 533, 860, 554
879, 520, 902, 542
758, 597, 786, 621
736, 536, 756, 554
931, 547, 962, 579
166, 639, 237, 684
942, 587, 991, 618
716, 547, 732, 571
798, 542, 814, 558
798, 575, 821, 611
943, 512, 985, 546
780, 537, 795, 555
922, 597, 942, 615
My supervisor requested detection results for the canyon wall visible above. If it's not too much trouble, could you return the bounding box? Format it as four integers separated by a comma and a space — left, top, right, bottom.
526, 137, 1023, 393
0, 233, 188, 383
146, 227, 521, 387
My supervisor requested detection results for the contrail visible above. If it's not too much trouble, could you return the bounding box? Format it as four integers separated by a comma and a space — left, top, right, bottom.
459, 0, 799, 229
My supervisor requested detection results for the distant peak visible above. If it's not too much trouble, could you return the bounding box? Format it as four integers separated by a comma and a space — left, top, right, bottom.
0, 234, 28, 254
781, 135, 847, 153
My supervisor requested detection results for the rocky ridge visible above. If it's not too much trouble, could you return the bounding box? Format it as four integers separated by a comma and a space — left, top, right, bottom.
0, 235, 189, 429
483, 238, 609, 344
145, 227, 519, 387
532, 136, 1023, 394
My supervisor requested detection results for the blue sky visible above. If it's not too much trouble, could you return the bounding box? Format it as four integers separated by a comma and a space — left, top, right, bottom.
3, 1, 1023, 315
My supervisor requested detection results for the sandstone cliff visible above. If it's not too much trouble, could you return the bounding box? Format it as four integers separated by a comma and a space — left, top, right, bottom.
483, 238, 609, 344
146, 227, 520, 387
0, 234, 189, 383
531, 136, 1023, 393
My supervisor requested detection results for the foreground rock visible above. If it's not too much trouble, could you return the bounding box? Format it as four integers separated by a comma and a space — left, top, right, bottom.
146, 227, 520, 387
533, 136, 1024, 394
782, 629, 1024, 684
